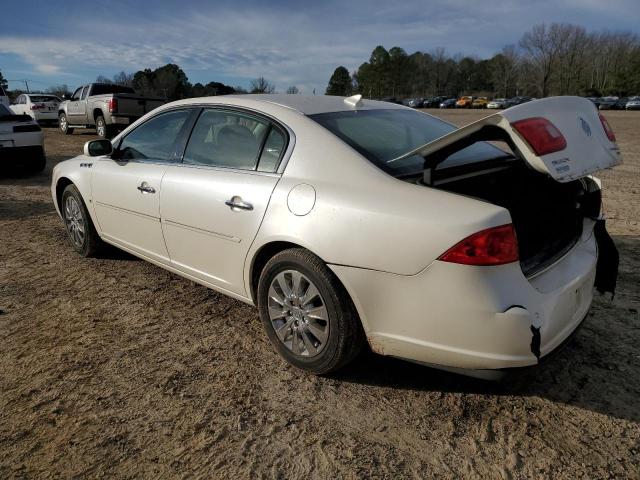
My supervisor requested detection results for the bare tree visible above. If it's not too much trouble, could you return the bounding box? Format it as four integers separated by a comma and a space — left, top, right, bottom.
286, 86, 299, 94
250, 77, 275, 94
520, 24, 563, 97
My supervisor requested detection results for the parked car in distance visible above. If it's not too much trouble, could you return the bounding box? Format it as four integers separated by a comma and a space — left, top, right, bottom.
507, 96, 532, 107
471, 97, 488, 108
612, 97, 629, 110
0, 104, 46, 172
11, 94, 61, 125
51, 94, 620, 378
58, 83, 166, 139
597, 97, 618, 110
439, 98, 457, 109
455, 96, 474, 108
407, 98, 424, 108
625, 97, 640, 110
487, 98, 508, 109
0, 86, 10, 108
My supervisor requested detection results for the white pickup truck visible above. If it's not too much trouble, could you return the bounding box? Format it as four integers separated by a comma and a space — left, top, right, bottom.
58, 83, 165, 139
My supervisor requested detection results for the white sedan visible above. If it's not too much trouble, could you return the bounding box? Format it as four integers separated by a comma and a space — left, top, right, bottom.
0, 104, 46, 172
11, 93, 61, 124
51, 94, 620, 377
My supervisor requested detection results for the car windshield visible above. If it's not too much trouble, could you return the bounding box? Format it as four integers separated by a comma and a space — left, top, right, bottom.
29, 95, 60, 103
0, 104, 11, 115
309, 109, 510, 177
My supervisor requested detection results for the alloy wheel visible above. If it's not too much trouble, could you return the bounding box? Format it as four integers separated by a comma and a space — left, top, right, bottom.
267, 270, 329, 357
64, 196, 85, 248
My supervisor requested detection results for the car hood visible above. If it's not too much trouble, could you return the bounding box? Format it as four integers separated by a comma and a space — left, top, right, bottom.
389, 96, 622, 182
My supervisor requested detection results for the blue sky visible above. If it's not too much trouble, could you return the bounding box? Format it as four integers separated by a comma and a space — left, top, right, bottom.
1, 0, 638, 94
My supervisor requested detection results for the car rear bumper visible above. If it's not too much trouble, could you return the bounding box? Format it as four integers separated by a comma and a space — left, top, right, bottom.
330, 219, 601, 371
33, 111, 58, 121
0, 145, 45, 164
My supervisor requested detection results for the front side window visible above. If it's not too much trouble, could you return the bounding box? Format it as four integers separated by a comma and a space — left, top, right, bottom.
71, 88, 82, 101
116, 109, 190, 161
80, 87, 89, 100
183, 109, 270, 170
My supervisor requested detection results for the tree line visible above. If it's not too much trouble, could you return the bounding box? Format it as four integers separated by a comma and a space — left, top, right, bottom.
325, 22, 640, 99
1, 64, 290, 101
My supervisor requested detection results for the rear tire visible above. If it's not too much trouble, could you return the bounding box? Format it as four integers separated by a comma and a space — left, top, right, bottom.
59, 113, 73, 134
257, 248, 365, 374
61, 184, 103, 257
95, 115, 114, 139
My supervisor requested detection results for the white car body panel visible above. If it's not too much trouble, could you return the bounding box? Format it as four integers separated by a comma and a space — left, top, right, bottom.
160, 164, 279, 296
331, 219, 597, 369
51, 95, 619, 373
396, 96, 621, 182
91, 160, 170, 261
11, 94, 60, 122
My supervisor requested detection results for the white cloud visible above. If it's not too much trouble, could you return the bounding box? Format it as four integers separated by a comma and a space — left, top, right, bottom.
1, 0, 638, 93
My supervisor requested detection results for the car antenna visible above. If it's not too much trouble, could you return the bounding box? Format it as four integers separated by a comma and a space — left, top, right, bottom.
344, 94, 363, 109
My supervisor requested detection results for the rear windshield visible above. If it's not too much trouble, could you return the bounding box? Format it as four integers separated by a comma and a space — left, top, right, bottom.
91, 84, 135, 95
0, 104, 11, 115
29, 95, 61, 103
309, 109, 509, 177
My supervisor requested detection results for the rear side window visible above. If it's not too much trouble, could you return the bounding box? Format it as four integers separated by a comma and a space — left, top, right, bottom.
258, 127, 286, 172
91, 84, 135, 95
29, 95, 60, 103
183, 109, 270, 170
116, 109, 190, 162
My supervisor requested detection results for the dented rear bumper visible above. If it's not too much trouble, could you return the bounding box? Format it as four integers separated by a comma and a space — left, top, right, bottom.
329, 218, 615, 373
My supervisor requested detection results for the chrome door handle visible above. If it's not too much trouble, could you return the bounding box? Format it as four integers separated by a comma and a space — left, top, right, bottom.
225, 196, 253, 211
137, 182, 156, 194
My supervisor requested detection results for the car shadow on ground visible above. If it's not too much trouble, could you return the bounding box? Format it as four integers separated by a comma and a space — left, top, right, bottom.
335, 235, 640, 424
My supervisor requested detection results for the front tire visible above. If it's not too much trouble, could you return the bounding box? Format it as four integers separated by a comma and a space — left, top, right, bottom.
257, 248, 365, 374
61, 184, 103, 257
59, 113, 73, 135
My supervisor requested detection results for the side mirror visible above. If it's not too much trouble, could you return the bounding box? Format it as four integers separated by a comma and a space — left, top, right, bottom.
84, 139, 113, 157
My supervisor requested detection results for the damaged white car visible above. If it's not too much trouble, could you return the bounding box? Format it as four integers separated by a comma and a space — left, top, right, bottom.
51, 94, 620, 377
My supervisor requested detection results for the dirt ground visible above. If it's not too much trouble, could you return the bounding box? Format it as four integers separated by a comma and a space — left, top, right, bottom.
0, 110, 638, 479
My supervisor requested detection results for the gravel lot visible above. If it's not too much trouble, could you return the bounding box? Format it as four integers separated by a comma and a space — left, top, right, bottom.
1, 110, 639, 479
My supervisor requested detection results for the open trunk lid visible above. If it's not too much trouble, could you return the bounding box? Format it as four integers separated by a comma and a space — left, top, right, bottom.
391, 96, 622, 182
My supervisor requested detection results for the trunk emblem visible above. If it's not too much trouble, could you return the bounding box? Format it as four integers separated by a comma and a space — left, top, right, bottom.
579, 117, 592, 137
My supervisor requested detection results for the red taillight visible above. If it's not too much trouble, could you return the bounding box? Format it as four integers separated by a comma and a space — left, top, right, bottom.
30, 103, 44, 110
598, 113, 616, 142
438, 224, 519, 266
108, 98, 118, 113
511, 117, 567, 156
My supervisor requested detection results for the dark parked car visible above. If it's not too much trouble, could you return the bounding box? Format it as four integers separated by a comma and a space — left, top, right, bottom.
406, 98, 424, 108
613, 98, 629, 110
597, 97, 618, 110
507, 96, 532, 107
439, 98, 456, 108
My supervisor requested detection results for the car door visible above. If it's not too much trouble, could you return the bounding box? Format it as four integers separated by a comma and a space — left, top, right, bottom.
91, 108, 195, 262
66, 87, 83, 123
160, 107, 288, 296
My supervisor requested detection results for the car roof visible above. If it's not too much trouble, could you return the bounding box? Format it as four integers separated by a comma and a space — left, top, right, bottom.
216, 94, 407, 115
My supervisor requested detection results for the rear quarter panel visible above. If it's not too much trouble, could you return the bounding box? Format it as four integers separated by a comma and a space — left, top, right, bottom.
245, 113, 511, 294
